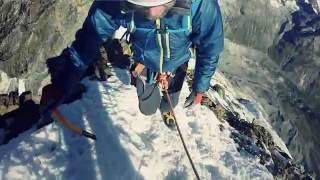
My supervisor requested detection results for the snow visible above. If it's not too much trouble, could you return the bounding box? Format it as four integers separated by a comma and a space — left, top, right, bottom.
269, 0, 282, 8
0, 67, 274, 179
18, 79, 25, 96
0, 71, 14, 94
0, 71, 19, 94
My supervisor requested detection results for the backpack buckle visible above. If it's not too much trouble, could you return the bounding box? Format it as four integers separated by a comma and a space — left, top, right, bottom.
156, 28, 167, 34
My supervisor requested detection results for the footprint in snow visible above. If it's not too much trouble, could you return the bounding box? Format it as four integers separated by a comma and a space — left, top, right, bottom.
188, 122, 200, 134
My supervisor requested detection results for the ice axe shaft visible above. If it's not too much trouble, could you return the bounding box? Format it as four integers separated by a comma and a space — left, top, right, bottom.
51, 109, 96, 140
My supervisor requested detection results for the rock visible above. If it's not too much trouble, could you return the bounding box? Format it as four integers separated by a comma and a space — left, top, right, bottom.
0, 0, 92, 95
0, 90, 19, 115
186, 71, 315, 178
0, 91, 40, 145
219, 0, 320, 175
19, 91, 32, 105
220, 0, 297, 52
211, 84, 226, 99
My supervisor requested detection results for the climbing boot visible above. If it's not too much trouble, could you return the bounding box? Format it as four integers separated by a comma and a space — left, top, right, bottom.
162, 111, 176, 128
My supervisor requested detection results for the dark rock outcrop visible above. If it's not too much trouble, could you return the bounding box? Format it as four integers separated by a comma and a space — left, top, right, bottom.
0, 91, 40, 145
0, 0, 91, 94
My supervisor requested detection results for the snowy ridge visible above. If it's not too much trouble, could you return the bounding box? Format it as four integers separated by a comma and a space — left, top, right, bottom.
208, 72, 292, 159
0, 68, 273, 179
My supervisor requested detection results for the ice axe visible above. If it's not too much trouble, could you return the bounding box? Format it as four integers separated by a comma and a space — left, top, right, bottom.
40, 84, 96, 141
50, 109, 96, 140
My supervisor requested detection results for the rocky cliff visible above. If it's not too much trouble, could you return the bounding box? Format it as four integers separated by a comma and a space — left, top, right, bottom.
0, 0, 91, 94
219, 0, 320, 175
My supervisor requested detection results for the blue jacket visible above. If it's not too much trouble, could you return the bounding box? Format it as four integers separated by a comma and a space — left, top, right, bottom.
51, 0, 224, 94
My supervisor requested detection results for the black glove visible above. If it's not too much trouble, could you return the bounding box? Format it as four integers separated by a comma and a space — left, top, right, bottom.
46, 49, 75, 95
38, 83, 64, 128
40, 84, 64, 111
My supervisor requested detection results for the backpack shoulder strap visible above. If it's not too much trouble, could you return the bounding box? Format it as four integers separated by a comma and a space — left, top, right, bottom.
183, 0, 201, 33
191, 0, 201, 18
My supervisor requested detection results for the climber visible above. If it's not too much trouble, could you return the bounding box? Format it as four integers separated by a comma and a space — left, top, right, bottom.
41, 0, 224, 128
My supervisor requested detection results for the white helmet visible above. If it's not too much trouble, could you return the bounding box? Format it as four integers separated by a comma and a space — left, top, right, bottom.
126, 0, 174, 7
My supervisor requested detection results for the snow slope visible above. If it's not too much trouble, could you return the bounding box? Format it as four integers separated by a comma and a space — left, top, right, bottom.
0, 68, 273, 180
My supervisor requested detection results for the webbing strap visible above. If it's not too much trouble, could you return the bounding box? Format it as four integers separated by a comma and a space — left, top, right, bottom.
184, 0, 202, 33
165, 32, 170, 58
130, 12, 135, 33
156, 18, 161, 29
156, 18, 164, 73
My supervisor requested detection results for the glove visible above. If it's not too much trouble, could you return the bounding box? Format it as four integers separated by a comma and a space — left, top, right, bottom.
40, 82, 87, 110
38, 83, 64, 127
156, 72, 173, 90
184, 91, 204, 108
46, 50, 70, 92
47, 48, 86, 96
40, 84, 64, 111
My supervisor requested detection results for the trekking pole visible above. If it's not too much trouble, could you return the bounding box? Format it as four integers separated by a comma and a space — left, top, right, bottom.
50, 109, 97, 140
164, 90, 201, 180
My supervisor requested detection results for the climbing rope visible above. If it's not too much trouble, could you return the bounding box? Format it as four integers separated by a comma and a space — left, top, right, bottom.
164, 90, 201, 180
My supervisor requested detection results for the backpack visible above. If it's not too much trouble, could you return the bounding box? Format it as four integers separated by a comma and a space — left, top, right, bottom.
121, 0, 201, 43
119, 0, 202, 83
